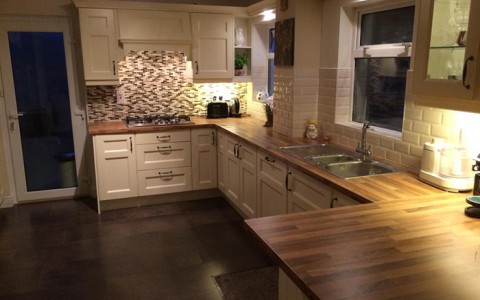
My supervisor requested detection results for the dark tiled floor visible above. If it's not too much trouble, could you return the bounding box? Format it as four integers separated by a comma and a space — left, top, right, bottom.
0, 197, 273, 299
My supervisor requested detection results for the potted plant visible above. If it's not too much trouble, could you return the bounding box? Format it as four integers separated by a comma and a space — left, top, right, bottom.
263, 102, 273, 127
234, 53, 249, 76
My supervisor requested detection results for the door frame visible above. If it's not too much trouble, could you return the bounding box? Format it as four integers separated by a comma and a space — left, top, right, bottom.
0, 15, 87, 204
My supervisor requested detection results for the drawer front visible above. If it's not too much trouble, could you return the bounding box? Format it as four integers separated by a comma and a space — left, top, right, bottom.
136, 130, 191, 144
137, 167, 192, 196
137, 142, 191, 170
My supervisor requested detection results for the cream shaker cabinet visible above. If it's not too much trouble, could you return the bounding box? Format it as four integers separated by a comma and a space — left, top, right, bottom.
257, 152, 288, 217
219, 132, 257, 218
191, 128, 217, 190
190, 13, 234, 79
217, 131, 227, 194
279, 269, 309, 300
413, 0, 480, 104
93, 134, 138, 201
287, 168, 332, 213
78, 8, 119, 85
136, 131, 192, 196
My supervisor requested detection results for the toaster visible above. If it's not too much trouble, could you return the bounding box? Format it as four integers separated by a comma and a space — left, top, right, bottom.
207, 102, 229, 118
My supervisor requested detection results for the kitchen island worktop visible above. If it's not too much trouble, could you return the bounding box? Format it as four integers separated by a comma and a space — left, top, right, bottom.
89, 117, 478, 299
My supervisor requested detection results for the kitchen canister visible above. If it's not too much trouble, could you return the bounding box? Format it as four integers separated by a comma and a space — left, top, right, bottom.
474, 173, 480, 196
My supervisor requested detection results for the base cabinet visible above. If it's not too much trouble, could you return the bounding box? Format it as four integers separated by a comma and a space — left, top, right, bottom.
257, 151, 288, 217
218, 132, 257, 218
279, 269, 309, 300
136, 130, 192, 196
93, 134, 138, 201
287, 168, 332, 213
191, 128, 217, 190
331, 190, 360, 208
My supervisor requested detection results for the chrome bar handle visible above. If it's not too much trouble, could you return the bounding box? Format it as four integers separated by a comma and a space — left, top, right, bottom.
462, 56, 474, 89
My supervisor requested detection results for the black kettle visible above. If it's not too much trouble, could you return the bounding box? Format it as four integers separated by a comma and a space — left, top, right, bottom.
230, 98, 241, 117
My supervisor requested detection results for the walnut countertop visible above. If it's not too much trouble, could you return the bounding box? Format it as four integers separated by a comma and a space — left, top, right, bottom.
89, 117, 478, 299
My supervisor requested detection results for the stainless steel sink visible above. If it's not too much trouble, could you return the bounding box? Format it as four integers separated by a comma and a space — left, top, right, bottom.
309, 154, 356, 165
280, 144, 349, 158
280, 144, 404, 178
322, 160, 398, 179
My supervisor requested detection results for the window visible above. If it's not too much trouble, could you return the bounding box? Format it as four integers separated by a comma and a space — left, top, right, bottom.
352, 5, 415, 132
267, 28, 275, 96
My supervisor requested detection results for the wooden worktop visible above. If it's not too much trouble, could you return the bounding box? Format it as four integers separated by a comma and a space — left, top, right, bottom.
89, 117, 477, 299
245, 194, 480, 299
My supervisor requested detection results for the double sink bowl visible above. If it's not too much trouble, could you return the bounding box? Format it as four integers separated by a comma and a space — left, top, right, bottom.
280, 143, 404, 179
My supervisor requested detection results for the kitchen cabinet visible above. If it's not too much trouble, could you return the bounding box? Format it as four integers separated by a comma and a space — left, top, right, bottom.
413, 0, 480, 102
136, 131, 192, 196
190, 13, 234, 79
191, 128, 217, 190
257, 151, 288, 217
93, 134, 138, 201
118, 10, 191, 41
78, 8, 119, 85
279, 269, 309, 300
287, 168, 332, 213
221, 133, 257, 218
217, 131, 227, 194
331, 190, 361, 208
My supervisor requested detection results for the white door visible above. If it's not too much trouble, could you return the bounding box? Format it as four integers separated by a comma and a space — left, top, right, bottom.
0, 16, 87, 202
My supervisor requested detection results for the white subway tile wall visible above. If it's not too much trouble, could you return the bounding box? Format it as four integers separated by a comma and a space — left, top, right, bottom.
317, 68, 480, 171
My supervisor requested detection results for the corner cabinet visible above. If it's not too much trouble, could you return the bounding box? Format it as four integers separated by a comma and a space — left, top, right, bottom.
413, 0, 480, 103
191, 128, 217, 190
190, 13, 234, 79
93, 134, 138, 201
78, 8, 119, 85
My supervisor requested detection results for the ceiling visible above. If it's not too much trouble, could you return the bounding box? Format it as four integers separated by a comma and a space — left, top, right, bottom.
112, 0, 264, 7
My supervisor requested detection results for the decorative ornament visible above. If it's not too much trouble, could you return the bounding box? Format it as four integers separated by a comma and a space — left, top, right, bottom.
305, 119, 318, 140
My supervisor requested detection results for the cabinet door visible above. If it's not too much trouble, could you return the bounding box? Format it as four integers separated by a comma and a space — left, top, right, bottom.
217, 131, 227, 193
331, 190, 361, 208
238, 143, 257, 218
191, 128, 217, 190
79, 8, 118, 83
93, 134, 137, 201
257, 151, 288, 217
224, 136, 240, 206
288, 169, 332, 213
190, 13, 234, 78
279, 269, 309, 300
413, 0, 480, 100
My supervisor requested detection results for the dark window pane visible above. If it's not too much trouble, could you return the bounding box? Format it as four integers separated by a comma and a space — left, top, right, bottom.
360, 6, 415, 46
352, 57, 410, 132
268, 58, 274, 96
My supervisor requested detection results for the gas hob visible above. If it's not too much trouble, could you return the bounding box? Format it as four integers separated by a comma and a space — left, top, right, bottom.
125, 115, 193, 127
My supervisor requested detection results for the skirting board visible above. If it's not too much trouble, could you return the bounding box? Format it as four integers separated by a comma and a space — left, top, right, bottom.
99, 188, 222, 213
0, 196, 15, 208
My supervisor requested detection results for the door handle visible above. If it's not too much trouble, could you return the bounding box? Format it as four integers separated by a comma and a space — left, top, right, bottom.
73, 110, 85, 121
195, 61, 199, 74
237, 144, 242, 160
8, 112, 24, 119
330, 197, 338, 208
211, 132, 215, 145
234, 143, 238, 158
285, 171, 292, 191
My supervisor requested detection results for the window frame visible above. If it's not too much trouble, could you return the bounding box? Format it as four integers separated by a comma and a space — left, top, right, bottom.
350, 1, 415, 134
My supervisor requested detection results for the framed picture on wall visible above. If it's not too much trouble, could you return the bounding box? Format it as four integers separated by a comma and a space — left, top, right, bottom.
274, 18, 294, 66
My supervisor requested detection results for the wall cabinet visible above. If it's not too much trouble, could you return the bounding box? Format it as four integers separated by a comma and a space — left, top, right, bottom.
191, 128, 217, 190
78, 8, 119, 85
219, 132, 257, 218
136, 131, 192, 196
257, 151, 288, 217
93, 134, 137, 201
413, 0, 480, 102
190, 13, 234, 79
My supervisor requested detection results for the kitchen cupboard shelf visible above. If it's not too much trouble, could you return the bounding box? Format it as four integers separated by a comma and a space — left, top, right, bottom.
430, 46, 466, 49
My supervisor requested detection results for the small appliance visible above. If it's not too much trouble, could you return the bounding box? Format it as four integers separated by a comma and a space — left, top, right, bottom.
419, 139, 475, 192
229, 98, 241, 117
207, 102, 229, 118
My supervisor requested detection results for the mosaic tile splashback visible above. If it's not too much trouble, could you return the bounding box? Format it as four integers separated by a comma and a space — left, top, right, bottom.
86, 50, 248, 122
